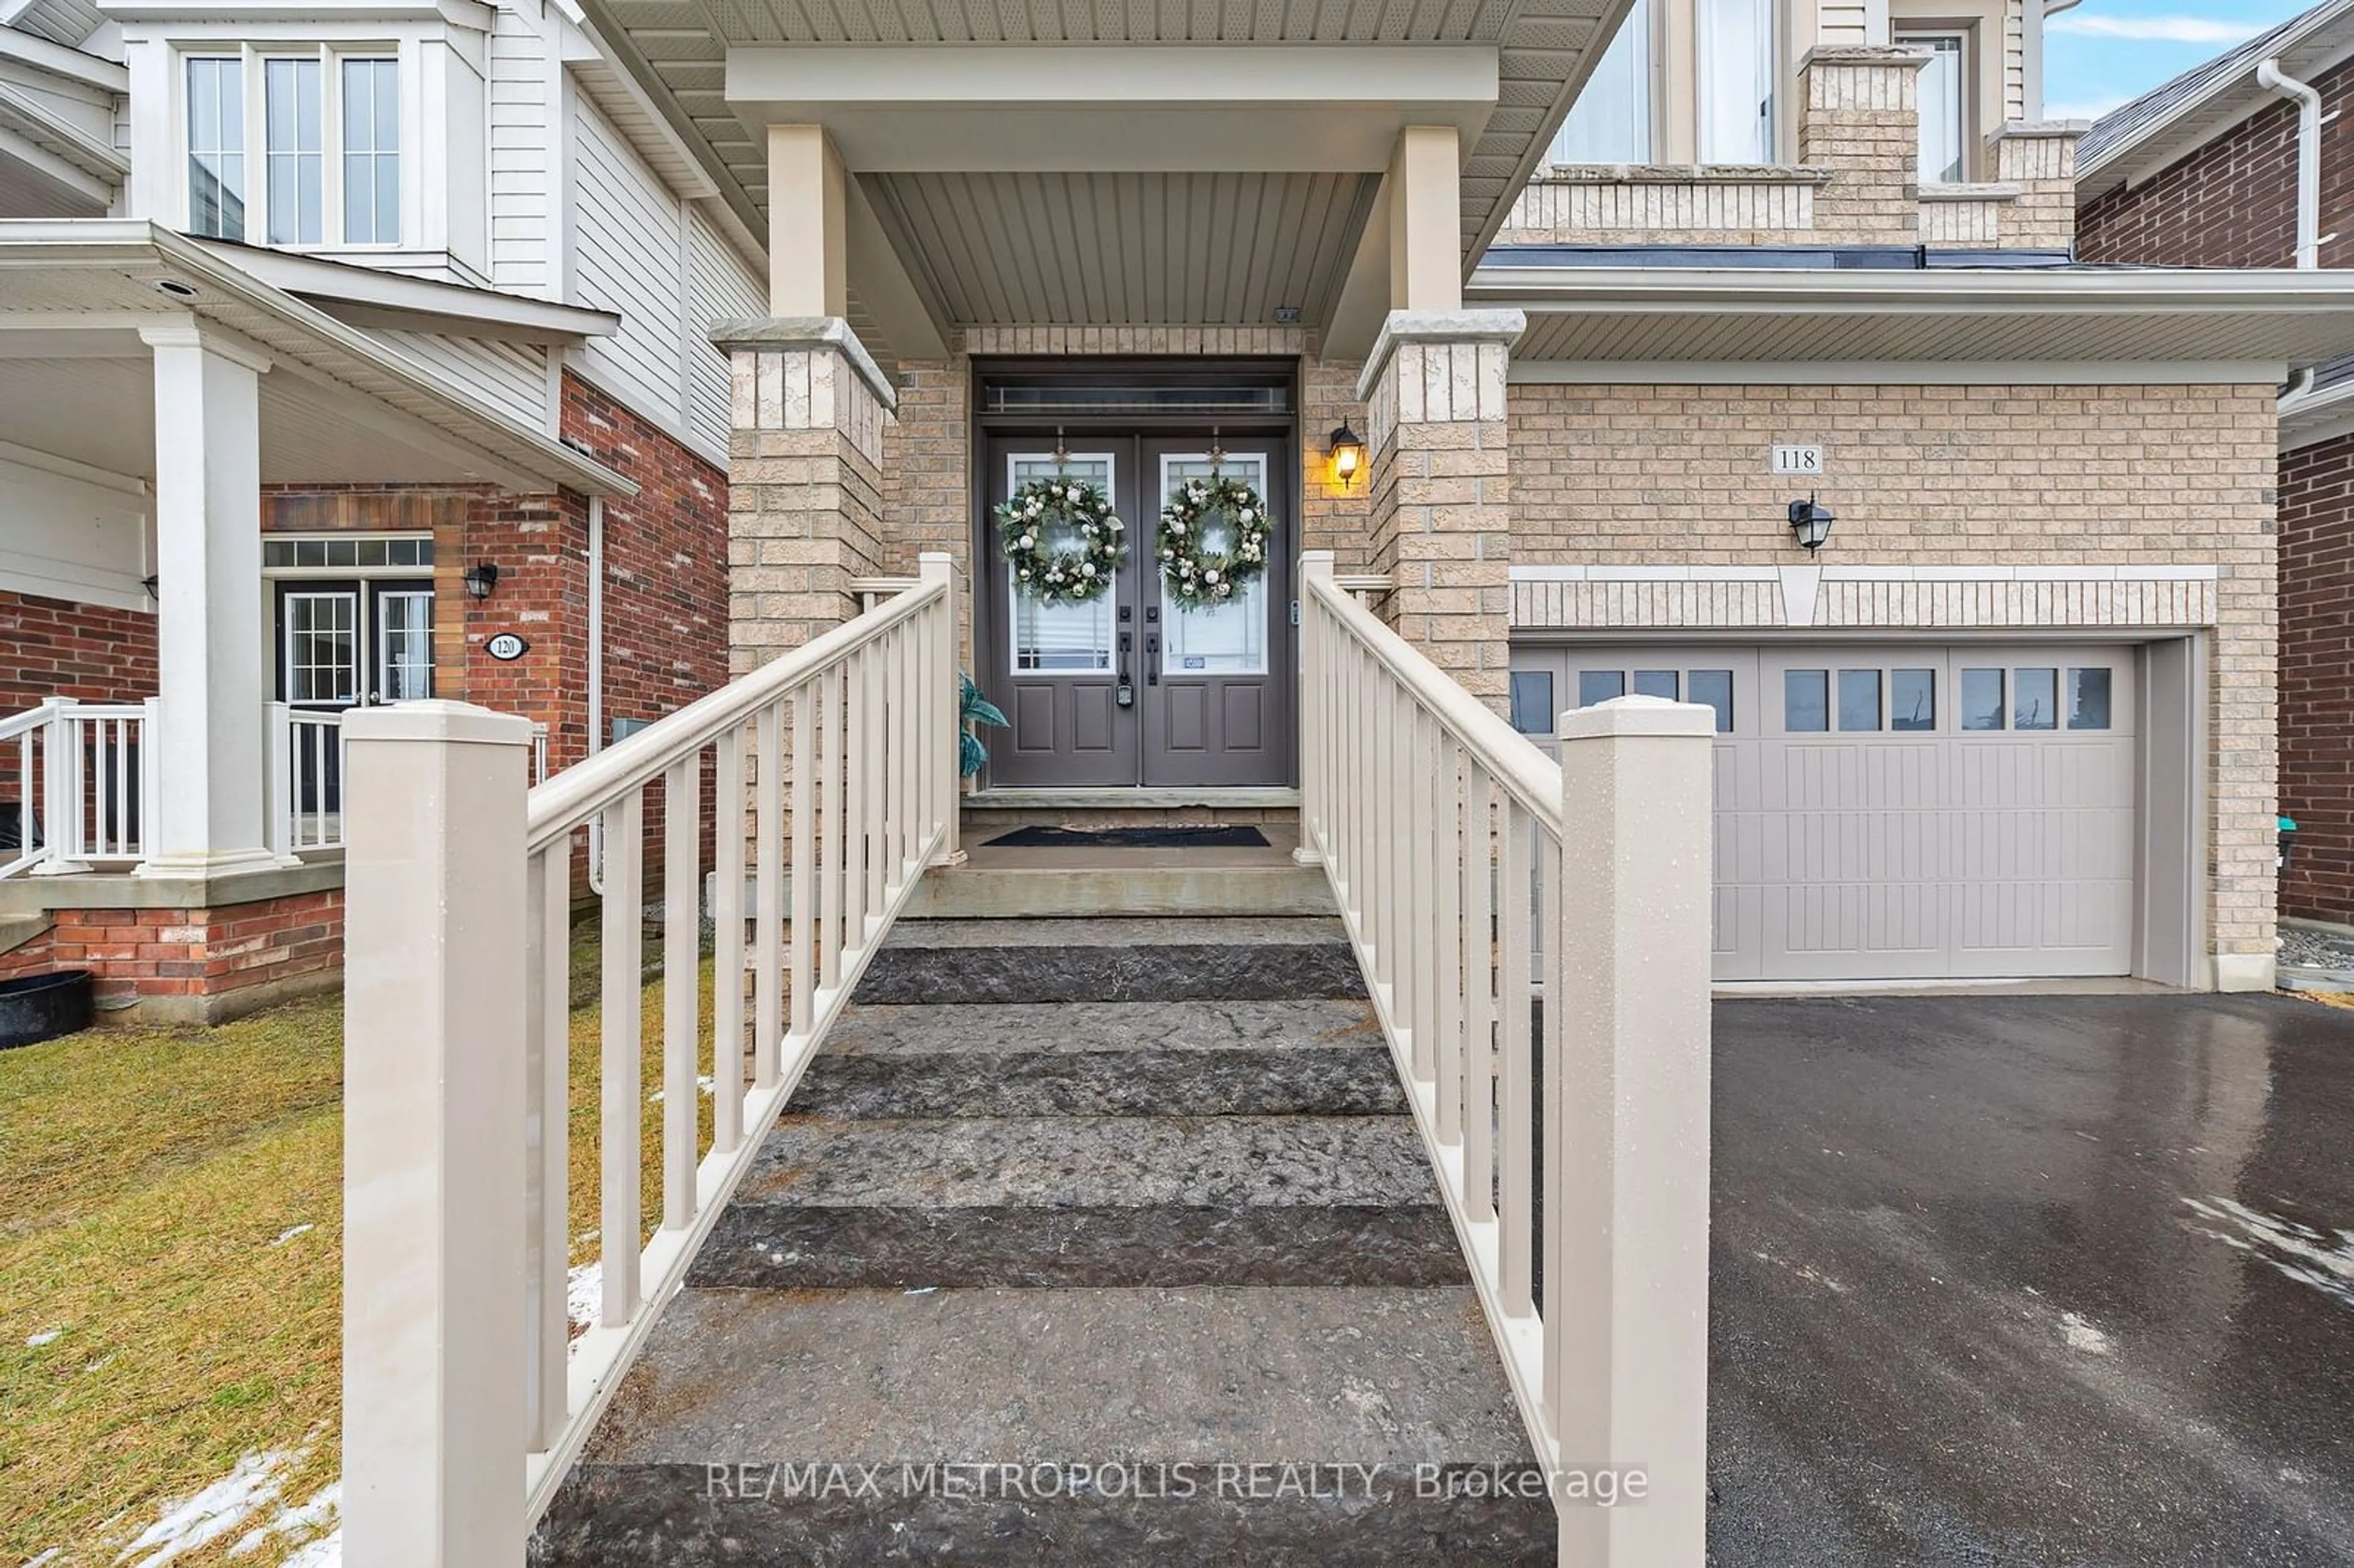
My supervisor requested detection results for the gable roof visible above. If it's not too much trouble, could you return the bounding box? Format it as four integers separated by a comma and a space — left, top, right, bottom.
2079, 0, 2354, 196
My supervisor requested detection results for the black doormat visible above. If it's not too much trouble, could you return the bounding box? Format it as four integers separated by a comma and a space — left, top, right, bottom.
985, 824, 1271, 850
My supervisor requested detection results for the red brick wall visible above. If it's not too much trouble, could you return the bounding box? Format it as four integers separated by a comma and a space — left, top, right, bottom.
0, 590, 158, 712
2077, 57, 2354, 268
2279, 432, 2354, 921
0, 927, 55, 982
37, 891, 344, 1008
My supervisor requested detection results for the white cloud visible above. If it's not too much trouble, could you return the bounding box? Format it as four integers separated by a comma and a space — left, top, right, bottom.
2047, 13, 2263, 43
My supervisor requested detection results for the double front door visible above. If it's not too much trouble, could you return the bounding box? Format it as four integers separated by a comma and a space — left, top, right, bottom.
273, 579, 435, 810
980, 433, 1292, 788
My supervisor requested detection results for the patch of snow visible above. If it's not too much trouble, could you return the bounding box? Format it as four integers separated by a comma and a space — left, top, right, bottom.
2058, 1311, 2112, 1355
567, 1261, 601, 1342
902, 1285, 937, 1296
115, 1449, 297, 1566
2184, 1195, 2354, 1309
26, 1328, 62, 1347
25, 1548, 64, 1566
279, 1533, 340, 1568
270, 1225, 314, 1247
229, 1482, 338, 1560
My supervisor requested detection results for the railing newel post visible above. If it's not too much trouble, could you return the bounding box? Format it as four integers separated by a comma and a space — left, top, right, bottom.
1551, 695, 1716, 1568
920, 552, 964, 868
340, 700, 531, 1568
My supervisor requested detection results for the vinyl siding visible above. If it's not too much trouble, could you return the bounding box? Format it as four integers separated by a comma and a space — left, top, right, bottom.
684, 210, 764, 454
368, 328, 552, 433
489, 4, 553, 295
571, 93, 688, 430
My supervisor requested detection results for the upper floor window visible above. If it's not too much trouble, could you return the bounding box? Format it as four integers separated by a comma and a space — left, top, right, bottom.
185, 49, 400, 248
1554, 0, 1653, 163
1900, 31, 1966, 182
1698, 0, 1774, 161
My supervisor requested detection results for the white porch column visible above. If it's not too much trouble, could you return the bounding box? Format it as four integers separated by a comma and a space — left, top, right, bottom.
136, 322, 279, 878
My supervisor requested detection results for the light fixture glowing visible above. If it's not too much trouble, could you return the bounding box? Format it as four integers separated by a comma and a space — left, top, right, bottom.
1329, 423, 1365, 489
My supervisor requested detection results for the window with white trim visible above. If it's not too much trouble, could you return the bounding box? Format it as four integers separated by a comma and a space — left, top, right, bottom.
184, 48, 400, 248
1698, 0, 1774, 162
1900, 32, 1967, 183
1552, 0, 1653, 163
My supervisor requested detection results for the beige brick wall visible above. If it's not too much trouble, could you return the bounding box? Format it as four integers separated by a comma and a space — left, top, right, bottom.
1510, 379, 2280, 965
1799, 48, 1926, 246
1496, 167, 1826, 248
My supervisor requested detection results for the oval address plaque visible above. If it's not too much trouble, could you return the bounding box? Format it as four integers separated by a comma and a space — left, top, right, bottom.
486, 632, 530, 662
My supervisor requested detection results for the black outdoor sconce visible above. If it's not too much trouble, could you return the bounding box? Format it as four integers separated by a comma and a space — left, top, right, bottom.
1329, 423, 1365, 489
1788, 494, 1835, 554
462, 561, 501, 600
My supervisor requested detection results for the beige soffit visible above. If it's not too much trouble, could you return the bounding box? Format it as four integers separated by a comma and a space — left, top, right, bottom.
1469, 264, 2354, 371
0, 219, 636, 493
571, 0, 1636, 275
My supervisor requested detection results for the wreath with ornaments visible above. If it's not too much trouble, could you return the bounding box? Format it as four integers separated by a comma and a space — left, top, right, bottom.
1157, 470, 1273, 610
997, 474, 1126, 605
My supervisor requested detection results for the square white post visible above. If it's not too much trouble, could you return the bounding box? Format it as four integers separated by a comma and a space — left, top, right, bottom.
341, 700, 533, 1568
1293, 551, 1334, 867
920, 551, 964, 867
137, 323, 278, 877
1550, 694, 1716, 1568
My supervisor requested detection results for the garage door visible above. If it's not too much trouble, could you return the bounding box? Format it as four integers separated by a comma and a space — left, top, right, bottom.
1508, 645, 2138, 981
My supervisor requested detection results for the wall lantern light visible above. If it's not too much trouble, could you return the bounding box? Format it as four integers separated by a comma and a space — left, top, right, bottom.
1788, 494, 1835, 554
1329, 423, 1365, 488
462, 562, 501, 601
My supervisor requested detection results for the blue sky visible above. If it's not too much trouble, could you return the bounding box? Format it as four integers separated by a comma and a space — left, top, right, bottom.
2044, 0, 2313, 119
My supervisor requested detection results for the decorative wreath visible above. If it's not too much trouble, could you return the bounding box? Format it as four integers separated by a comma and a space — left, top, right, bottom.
996, 475, 1126, 605
1157, 472, 1273, 610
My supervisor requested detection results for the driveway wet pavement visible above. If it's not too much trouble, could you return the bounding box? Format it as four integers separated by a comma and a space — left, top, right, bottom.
1710, 993, 2354, 1567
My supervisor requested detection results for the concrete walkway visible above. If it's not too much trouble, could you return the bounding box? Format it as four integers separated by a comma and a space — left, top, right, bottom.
1712, 993, 2354, 1566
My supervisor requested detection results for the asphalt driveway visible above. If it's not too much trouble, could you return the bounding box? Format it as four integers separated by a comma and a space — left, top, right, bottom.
1710, 993, 2354, 1567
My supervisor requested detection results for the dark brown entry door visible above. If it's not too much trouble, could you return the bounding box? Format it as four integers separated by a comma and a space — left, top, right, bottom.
980, 433, 1292, 789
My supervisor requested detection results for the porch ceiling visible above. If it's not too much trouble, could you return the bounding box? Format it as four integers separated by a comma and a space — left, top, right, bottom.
0, 220, 634, 493
576, 0, 1628, 343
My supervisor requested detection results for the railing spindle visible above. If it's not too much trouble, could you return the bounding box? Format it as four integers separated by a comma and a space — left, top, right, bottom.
843, 650, 869, 957
1499, 796, 1534, 1317
1461, 765, 1495, 1223
524, 845, 569, 1447
1410, 704, 1437, 1084
820, 661, 845, 995
755, 702, 783, 1090
598, 791, 644, 1326
712, 725, 747, 1154
864, 640, 886, 923
1434, 732, 1464, 1145
661, 756, 701, 1231
791, 686, 815, 1039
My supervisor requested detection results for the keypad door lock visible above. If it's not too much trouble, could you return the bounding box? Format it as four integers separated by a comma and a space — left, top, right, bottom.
1117, 631, 1135, 707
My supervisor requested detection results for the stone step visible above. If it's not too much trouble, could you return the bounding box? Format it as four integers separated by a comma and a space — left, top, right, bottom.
689, 1203, 1465, 1290
854, 918, 1364, 1005
904, 859, 1336, 919
739, 1114, 1438, 1209
791, 1046, 1403, 1119
531, 1285, 1553, 1567
825, 999, 1382, 1056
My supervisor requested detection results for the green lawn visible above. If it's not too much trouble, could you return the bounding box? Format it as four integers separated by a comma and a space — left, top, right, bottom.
0, 927, 719, 1566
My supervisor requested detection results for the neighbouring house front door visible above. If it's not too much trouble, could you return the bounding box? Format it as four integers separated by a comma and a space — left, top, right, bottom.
273, 579, 434, 810
980, 432, 1293, 789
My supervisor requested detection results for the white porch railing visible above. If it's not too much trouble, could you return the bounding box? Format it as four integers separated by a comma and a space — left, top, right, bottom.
1295, 550, 1717, 1567
337, 555, 960, 1566
267, 706, 552, 859
0, 697, 156, 877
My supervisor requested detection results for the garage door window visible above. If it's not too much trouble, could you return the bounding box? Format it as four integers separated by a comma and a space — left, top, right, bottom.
2014, 668, 2059, 729
2068, 668, 2112, 729
1785, 669, 1829, 731
1579, 670, 1626, 706
1837, 669, 1881, 731
1634, 669, 1680, 699
1960, 668, 2005, 730
1509, 670, 1555, 736
1571, 661, 1735, 731
1688, 669, 1733, 733
1892, 668, 1935, 731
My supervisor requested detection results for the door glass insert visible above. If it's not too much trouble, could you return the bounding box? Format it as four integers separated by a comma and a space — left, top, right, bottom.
376, 590, 433, 701
1008, 452, 1116, 674
2014, 668, 2059, 731
1687, 669, 1734, 733
1891, 668, 1937, 731
1837, 669, 1882, 731
1578, 669, 1627, 706
1509, 670, 1556, 736
1960, 668, 2005, 731
1158, 454, 1270, 675
285, 590, 358, 704
2068, 668, 2112, 730
1633, 669, 1679, 699
1783, 669, 1829, 732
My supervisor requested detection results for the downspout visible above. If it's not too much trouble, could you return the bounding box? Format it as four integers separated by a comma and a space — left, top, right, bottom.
2257, 58, 2324, 268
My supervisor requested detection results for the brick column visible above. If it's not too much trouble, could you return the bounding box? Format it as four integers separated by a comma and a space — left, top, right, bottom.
1357, 310, 1524, 712
1987, 122, 2086, 251
1799, 47, 1927, 247
710, 318, 893, 674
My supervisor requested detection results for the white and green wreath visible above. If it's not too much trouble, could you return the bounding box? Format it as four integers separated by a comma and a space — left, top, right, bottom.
996, 475, 1126, 606
1157, 472, 1273, 610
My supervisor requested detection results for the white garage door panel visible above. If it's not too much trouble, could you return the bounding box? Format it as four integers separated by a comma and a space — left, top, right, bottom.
1520, 642, 2140, 983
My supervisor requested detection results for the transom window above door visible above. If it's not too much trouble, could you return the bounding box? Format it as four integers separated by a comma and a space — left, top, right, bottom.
185, 48, 400, 247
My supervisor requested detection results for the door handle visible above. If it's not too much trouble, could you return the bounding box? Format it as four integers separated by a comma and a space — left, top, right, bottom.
1117, 633, 1134, 707
1145, 633, 1160, 686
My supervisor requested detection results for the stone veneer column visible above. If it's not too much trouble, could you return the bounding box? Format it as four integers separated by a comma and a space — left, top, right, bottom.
709, 317, 894, 674
1988, 123, 2087, 251
1798, 46, 1928, 247
1358, 310, 1525, 713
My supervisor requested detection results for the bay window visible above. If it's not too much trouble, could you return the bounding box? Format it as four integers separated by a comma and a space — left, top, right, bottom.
184, 48, 399, 248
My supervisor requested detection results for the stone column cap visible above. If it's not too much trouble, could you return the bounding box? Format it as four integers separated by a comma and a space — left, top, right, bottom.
1356, 308, 1526, 404
1987, 120, 2092, 140
708, 315, 897, 414
1797, 44, 1932, 70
